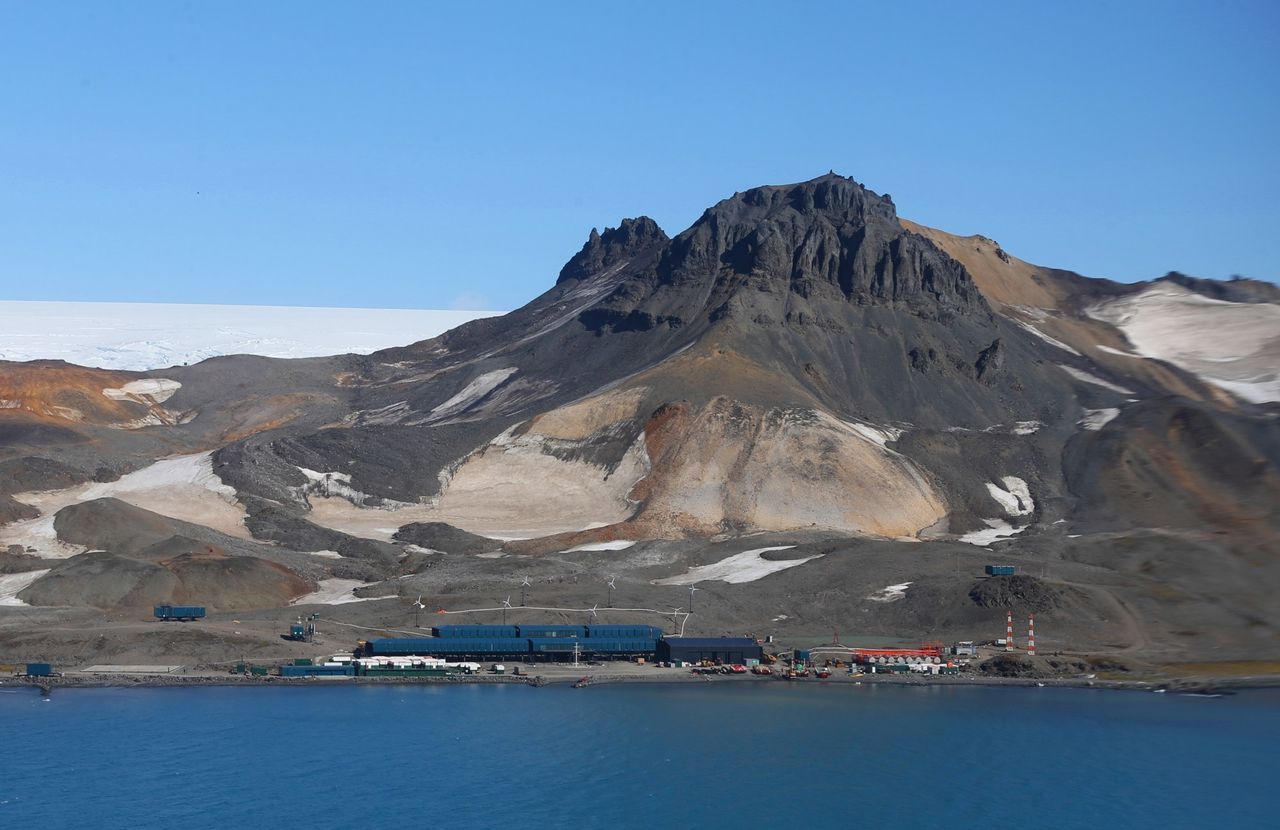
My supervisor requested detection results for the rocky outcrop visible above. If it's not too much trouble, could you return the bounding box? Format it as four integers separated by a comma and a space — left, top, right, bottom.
392, 522, 500, 555
557, 217, 669, 284
579, 175, 989, 335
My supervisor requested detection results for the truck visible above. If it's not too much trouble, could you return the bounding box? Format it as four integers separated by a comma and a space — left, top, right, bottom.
154, 605, 206, 621
985, 565, 1016, 576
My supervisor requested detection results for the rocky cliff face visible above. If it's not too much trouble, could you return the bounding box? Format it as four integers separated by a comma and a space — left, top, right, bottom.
579, 175, 988, 335
556, 217, 668, 285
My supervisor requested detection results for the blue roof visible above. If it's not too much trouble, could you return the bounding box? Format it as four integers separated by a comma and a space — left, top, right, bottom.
662, 637, 758, 647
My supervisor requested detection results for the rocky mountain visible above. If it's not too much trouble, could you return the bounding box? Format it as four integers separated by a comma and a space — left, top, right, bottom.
1, 173, 1277, 666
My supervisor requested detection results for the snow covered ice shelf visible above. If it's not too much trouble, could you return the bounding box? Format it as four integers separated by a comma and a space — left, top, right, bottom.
0, 300, 499, 370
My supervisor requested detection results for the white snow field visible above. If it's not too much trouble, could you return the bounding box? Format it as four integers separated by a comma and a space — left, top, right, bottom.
0, 451, 250, 558
0, 301, 499, 370
1088, 284, 1280, 403
0, 569, 51, 606
655, 546, 823, 585
290, 579, 382, 605
958, 518, 1027, 547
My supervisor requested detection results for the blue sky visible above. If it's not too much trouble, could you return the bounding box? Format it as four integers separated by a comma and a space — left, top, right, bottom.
1, 1, 1276, 310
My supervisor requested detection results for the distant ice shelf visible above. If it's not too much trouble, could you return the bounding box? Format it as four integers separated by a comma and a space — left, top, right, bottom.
0, 300, 501, 370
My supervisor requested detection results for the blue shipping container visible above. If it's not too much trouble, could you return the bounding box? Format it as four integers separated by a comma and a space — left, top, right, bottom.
154, 605, 206, 621
586, 625, 663, 639
528, 638, 657, 655
25, 663, 53, 677
517, 625, 585, 639
985, 565, 1016, 576
431, 625, 519, 639
369, 637, 530, 656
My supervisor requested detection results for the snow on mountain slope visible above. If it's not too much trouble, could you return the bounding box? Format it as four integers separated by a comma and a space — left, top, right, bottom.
0, 301, 500, 370
1087, 285, 1280, 403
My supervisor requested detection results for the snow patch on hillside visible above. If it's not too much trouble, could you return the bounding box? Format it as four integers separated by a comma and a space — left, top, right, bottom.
866, 582, 912, 602
985, 477, 1033, 517
959, 519, 1026, 546
1018, 322, 1082, 356
1087, 285, 1280, 403
428, 367, 519, 421
655, 546, 821, 585
1079, 408, 1120, 431
846, 421, 904, 447
102, 378, 182, 403
0, 569, 51, 606
0, 301, 499, 370
1058, 365, 1135, 395
564, 540, 636, 552
0, 451, 249, 557
291, 579, 383, 605
1096, 345, 1141, 358
297, 468, 406, 509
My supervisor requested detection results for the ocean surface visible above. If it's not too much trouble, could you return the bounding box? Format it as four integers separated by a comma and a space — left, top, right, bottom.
2, 682, 1278, 829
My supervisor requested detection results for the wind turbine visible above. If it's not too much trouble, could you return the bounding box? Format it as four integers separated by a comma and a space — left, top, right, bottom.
606, 576, 616, 608
412, 595, 426, 628
501, 595, 512, 625
588, 604, 599, 620
520, 576, 531, 607
687, 584, 699, 614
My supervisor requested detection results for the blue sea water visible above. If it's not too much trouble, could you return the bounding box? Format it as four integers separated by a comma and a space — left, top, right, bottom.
2, 682, 1278, 829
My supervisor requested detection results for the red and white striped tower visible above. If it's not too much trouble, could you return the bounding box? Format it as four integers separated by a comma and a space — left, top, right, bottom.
1028, 614, 1037, 656
1005, 610, 1014, 652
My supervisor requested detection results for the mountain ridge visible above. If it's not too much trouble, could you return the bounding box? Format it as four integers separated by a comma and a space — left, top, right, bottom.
1, 172, 1276, 668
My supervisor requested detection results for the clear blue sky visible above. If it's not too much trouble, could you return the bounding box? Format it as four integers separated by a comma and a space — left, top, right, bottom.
1, 1, 1276, 310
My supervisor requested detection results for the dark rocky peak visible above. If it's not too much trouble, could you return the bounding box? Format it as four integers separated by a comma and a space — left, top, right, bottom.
1155, 272, 1280, 305
556, 216, 668, 284
646, 173, 984, 312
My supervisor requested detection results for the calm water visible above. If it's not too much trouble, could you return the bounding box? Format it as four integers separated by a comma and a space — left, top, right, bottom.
2, 682, 1278, 829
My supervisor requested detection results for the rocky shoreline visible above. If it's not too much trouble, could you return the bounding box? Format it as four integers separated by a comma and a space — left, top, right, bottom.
6, 669, 1278, 696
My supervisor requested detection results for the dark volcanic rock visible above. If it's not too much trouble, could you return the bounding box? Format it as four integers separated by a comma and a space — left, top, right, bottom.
0, 494, 39, 526
974, 338, 1004, 381
240, 500, 400, 571
392, 522, 500, 555
1064, 399, 1280, 535
0, 456, 89, 495
622, 173, 989, 318
19, 549, 311, 611
978, 654, 1039, 678
557, 217, 669, 285
1158, 272, 1280, 304
0, 548, 46, 573
969, 575, 1067, 613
